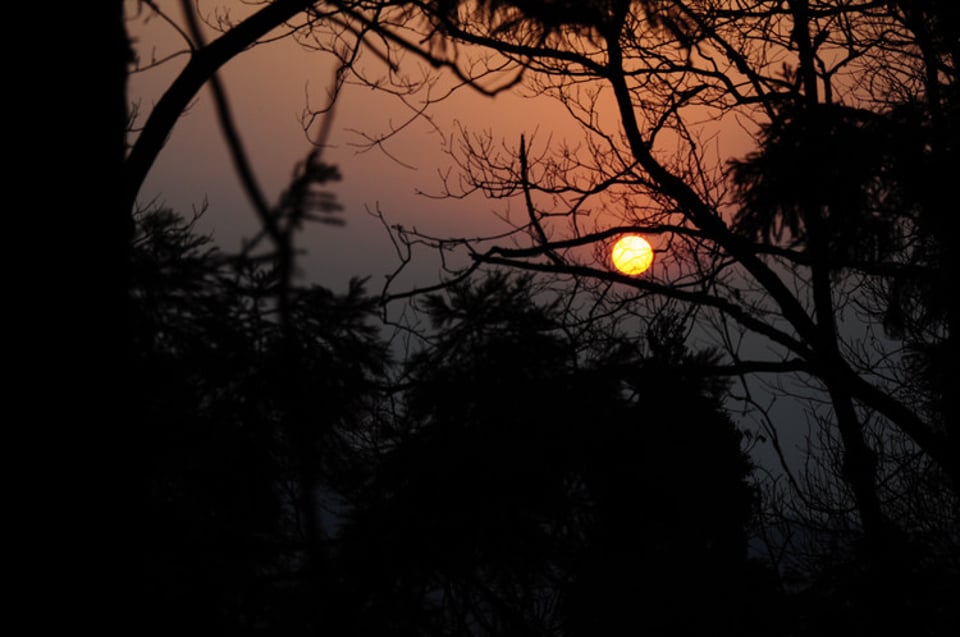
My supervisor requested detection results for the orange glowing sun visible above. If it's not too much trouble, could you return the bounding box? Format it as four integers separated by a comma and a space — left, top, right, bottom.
611, 235, 654, 275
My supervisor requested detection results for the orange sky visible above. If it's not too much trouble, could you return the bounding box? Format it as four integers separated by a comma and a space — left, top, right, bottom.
127, 1, 824, 477
127, 1, 757, 293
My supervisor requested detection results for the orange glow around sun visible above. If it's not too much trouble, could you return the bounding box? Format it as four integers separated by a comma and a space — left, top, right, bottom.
611, 235, 654, 275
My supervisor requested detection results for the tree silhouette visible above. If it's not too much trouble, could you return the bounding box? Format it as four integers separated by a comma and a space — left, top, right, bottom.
329, 273, 765, 635
116, 2, 959, 633
128, 213, 773, 633
368, 0, 958, 570
309, 2, 958, 630
131, 207, 389, 633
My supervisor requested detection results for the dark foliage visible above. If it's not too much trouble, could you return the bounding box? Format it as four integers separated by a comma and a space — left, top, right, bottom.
426, 0, 696, 44
132, 208, 387, 634
122, 2, 959, 634
729, 104, 904, 263
329, 273, 766, 635
134, 221, 769, 633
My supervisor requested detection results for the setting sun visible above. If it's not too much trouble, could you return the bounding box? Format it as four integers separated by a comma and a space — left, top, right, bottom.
611, 235, 654, 275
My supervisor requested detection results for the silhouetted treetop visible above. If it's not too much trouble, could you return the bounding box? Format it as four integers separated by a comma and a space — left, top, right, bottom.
131, 207, 389, 633
119, 1, 959, 633
330, 272, 761, 635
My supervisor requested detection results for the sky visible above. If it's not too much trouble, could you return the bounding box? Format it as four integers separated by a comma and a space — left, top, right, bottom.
127, 1, 601, 296
124, 9, 960, 611
127, 1, 814, 470
127, 2, 763, 289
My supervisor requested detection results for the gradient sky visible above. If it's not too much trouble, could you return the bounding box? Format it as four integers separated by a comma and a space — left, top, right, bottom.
127, 2, 816, 467
127, 2, 613, 295
128, 2, 766, 290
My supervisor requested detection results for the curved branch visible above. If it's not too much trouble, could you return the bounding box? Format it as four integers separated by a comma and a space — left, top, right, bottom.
124, 0, 315, 214
487, 224, 702, 258
519, 134, 563, 266
334, 3, 529, 96
605, 28, 951, 483
180, 0, 280, 242
474, 252, 812, 359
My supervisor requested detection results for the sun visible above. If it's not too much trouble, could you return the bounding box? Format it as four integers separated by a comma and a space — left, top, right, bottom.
611, 235, 654, 275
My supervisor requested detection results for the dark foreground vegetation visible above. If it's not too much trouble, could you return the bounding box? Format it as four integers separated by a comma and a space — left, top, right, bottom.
109, 1, 959, 634
133, 207, 955, 636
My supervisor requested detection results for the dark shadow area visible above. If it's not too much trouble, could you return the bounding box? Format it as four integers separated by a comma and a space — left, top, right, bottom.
118, 2, 959, 635
131, 205, 957, 635
130, 221, 774, 634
